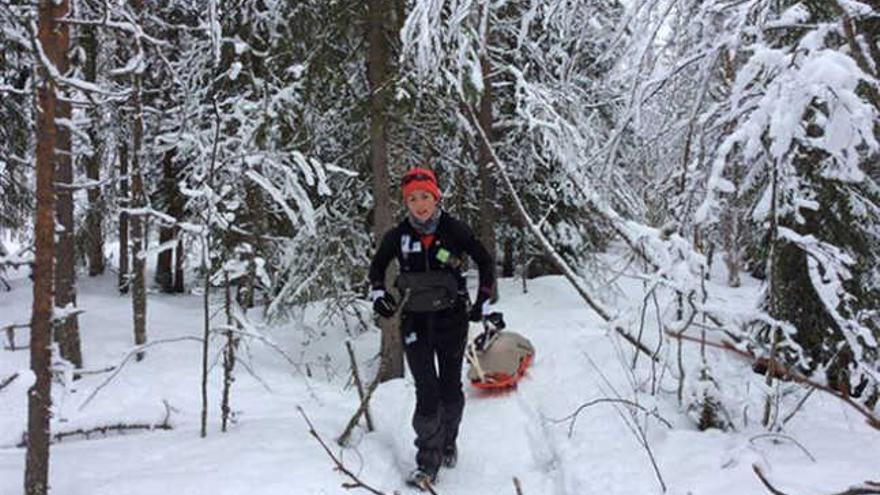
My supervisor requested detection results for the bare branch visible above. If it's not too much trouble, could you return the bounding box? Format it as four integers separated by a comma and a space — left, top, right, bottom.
749, 433, 816, 463
753, 465, 880, 495
552, 397, 673, 437
346, 340, 374, 432
297, 406, 389, 495
753, 465, 791, 495
0, 372, 19, 392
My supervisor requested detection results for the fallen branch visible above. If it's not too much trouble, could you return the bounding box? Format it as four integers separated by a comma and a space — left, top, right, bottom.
668, 332, 880, 430
753, 465, 880, 495
18, 401, 174, 448
297, 406, 389, 495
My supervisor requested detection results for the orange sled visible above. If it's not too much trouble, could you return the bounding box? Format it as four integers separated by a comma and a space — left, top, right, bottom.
466, 328, 535, 391
470, 353, 532, 390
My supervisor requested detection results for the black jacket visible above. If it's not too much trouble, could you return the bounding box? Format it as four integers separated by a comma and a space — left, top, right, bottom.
368, 211, 495, 303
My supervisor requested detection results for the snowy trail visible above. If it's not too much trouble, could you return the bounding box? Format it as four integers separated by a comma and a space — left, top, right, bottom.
357, 275, 665, 494
2, 271, 880, 494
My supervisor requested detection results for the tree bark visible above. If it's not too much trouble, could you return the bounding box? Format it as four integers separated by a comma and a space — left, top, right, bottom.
366, 0, 403, 382
168, 150, 185, 293
118, 142, 130, 294
130, 82, 147, 360
173, 237, 185, 293
155, 150, 175, 293
82, 22, 105, 277
52, 18, 82, 368
129, 0, 147, 359
26, 2, 67, 493
477, 28, 498, 300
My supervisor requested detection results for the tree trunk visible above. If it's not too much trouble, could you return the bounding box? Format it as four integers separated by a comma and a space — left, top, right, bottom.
477, 38, 497, 300
155, 150, 174, 293
129, 2, 147, 358
722, 206, 742, 288
52, 24, 82, 368
26, 2, 67, 493
156, 226, 173, 291
168, 150, 185, 293
366, 0, 403, 382
118, 142, 130, 294
501, 235, 514, 277
130, 86, 147, 359
174, 237, 185, 293
82, 22, 105, 277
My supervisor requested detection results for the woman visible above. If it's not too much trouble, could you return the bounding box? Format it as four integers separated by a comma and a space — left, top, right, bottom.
368, 167, 495, 489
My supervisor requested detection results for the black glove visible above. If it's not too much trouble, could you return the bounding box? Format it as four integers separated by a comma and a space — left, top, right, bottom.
468, 293, 489, 322
474, 312, 505, 351
485, 312, 505, 330
372, 291, 397, 318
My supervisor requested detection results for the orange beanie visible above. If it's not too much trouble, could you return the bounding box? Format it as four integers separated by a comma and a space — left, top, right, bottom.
401, 168, 440, 200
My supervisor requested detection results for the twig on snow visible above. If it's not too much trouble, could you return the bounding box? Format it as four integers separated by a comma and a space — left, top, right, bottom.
753, 465, 880, 495
553, 397, 673, 437
297, 406, 390, 495
0, 372, 19, 392
513, 477, 524, 495
749, 433, 816, 463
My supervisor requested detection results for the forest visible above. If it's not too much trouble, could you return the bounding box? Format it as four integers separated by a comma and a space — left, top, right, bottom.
1, 0, 879, 494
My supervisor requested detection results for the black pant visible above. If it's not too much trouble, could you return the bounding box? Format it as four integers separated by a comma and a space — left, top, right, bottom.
401, 306, 468, 475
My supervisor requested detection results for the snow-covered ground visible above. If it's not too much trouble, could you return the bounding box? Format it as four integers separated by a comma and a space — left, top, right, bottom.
1, 259, 878, 494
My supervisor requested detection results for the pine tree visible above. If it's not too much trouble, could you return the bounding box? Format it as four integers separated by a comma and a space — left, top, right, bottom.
26, 2, 67, 492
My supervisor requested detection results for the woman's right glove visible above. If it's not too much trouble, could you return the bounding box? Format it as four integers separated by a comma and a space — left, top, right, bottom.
372, 290, 397, 318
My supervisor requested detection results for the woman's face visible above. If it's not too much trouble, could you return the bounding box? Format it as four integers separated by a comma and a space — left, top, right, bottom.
405, 189, 438, 222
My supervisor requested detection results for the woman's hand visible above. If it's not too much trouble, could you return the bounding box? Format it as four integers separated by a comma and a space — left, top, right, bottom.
372, 290, 397, 318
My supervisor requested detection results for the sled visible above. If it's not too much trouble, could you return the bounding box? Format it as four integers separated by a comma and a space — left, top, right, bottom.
468, 352, 532, 390
465, 313, 534, 391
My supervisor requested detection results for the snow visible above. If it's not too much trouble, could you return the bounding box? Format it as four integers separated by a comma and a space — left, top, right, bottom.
2, 261, 879, 494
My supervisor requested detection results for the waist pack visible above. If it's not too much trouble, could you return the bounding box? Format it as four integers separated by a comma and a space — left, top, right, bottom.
396, 271, 459, 313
